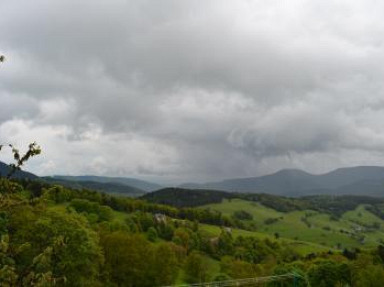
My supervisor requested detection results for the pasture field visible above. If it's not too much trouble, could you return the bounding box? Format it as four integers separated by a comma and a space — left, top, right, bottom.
203, 199, 384, 249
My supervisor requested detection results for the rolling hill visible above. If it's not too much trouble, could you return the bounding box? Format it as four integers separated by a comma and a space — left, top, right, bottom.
141, 187, 236, 207
142, 187, 384, 249
48, 175, 162, 192
181, 166, 384, 197
43, 177, 146, 197
0, 161, 38, 180
0, 161, 149, 197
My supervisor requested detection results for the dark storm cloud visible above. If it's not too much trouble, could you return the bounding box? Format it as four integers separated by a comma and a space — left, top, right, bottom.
1, 0, 384, 182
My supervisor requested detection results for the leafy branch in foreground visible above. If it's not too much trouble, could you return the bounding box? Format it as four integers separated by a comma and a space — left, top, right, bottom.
0, 142, 41, 178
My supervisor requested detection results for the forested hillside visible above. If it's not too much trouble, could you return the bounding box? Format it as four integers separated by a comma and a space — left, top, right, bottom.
49, 175, 161, 192
141, 187, 236, 207
1, 177, 384, 286
143, 188, 384, 217
0, 161, 38, 180
43, 177, 146, 197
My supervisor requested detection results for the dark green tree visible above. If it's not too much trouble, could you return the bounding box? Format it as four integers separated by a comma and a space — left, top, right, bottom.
184, 251, 208, 283
147, 227, 158, 242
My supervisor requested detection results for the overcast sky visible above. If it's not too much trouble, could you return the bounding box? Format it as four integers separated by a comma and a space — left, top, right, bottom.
1, 0, 384, 184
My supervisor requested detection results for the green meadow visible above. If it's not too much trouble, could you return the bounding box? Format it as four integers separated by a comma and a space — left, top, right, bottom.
202, 199, 384, 250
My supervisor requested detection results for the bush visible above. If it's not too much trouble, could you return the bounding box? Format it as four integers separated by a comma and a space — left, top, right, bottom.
232, 210, 253, 220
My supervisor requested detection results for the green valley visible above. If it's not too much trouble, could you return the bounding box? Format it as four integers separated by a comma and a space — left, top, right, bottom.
2, 178, 384, 286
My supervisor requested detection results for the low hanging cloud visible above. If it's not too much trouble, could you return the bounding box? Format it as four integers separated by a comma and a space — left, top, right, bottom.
1, 0, 384, 183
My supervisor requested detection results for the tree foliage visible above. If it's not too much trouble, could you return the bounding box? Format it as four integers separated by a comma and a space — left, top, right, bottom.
0, 142, 41, 179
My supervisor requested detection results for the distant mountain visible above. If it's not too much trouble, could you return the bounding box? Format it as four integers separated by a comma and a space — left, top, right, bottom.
48, 175, 162, 192
180, 166, 384, 197
317, 166, 384, 188
0, 161, 38, 180
44, 177, 145, 197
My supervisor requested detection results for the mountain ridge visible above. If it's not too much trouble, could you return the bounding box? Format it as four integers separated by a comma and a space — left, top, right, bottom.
180, 166, 384, 197
48, 175, 162, 192
2, 160, 384, 197
43, 177, 146, 197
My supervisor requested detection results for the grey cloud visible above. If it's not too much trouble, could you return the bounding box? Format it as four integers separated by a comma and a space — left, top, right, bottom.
1, 0, 384, 182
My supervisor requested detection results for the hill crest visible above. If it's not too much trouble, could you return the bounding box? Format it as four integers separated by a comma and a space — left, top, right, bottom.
180, 166, 384, 197
0, 161, 38, 180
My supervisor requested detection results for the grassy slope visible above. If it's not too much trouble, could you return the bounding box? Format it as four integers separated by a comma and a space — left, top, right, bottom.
199, 223, 330, 255
54, 197, 384, 252
48, 197, 384, 284
203, 199, 384, 249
